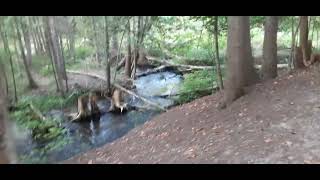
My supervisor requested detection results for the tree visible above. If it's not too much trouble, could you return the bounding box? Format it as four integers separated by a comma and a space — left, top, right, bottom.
213, 16, 224, 90
223, 16, 259, 106
68, 17, 76, 63
0, 60, 9, 97
14, 17, 38, 89
43, 17, 60, 93
0, 71, 17, 164
45, 16, 67, 95
92, 16, 101, 63
124, 20, 132, 78
105, 16, 111, 93
21, 17, 33, 67
261, 16, 279, 80
0, 21, 18, 102
294, 16, 310, 69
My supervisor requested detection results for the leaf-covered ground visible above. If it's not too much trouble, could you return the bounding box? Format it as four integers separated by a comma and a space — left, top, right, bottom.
63, 64, 320, 164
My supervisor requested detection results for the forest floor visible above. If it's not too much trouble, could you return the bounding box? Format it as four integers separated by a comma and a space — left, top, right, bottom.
58, 64, 320, 164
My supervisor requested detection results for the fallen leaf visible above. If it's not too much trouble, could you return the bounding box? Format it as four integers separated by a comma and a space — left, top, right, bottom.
264, 138, 272, 143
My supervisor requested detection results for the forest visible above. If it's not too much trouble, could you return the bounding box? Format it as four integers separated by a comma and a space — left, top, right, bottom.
0, 16, 320, 164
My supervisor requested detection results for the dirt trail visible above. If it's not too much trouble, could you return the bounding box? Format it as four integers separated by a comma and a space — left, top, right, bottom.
61, 64, 320, 164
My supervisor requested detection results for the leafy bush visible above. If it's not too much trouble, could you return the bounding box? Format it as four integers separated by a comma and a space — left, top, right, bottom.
75, 46, 94, 60
39, 65, 53, 76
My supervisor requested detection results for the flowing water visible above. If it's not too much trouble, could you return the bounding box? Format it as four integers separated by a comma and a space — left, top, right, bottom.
14, 70, 183, 164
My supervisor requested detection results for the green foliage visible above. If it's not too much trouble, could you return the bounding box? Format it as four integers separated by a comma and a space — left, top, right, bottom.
18, 135, 72, 164
39, 65, 53, 76
10, 103, 66, 141
177, 70, 218, 104
75, 46, 94, 60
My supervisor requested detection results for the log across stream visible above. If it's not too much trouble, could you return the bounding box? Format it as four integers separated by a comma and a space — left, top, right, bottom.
13, 69, 184, 164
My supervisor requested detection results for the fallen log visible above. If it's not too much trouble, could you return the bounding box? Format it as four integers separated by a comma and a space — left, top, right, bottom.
136, 65, 170, 78
147, 56, 289, 70
112, 83, 167, 112
28, 102, 46, 121
147, 56, 214, 70
116, 57, 126, 71
66, 70, 167, 112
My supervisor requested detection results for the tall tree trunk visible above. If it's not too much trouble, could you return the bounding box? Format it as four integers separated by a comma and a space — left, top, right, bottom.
0, 60, 9, 97
294, 16, 310, 69
0, 73, 17, 164
105, 16, 111, 94
224, 16, 258, 106
43, 17, 60, 93
300, 16, 309, 58
92, 16, 101, 63
125, 20, 132, 78
14, 17, 38, 89
37, 17, 47, 54
31, 28, 39, 55
21, 19, 33, 67
59, 34, 68, 92
261, 16, 279, 80
0, 24, 18, 102
47, 16, 66, 95
289, 17, 301, 71
317, 29, 319, 49
69, 17, 76, 63
214, 16, 224, 90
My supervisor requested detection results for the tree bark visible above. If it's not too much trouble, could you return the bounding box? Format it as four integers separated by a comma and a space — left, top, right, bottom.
15, 17, 38, 89
47, 16, 66, 95
0, 70, 17, 164
261, 16, 279, 80
69, 17, 76, 63
224, 16, 258, 106
21, 19, 33, 67
0, 61, 8, 97
0, 74, 10, 164
214, 16, 224, 90
105, 16, 111, 94
92, 16, 101, 63
294, 16, 309, 69
125, 20, 132, 78
59, 34, 68, 92
43, 17, 60, 92
0, 24, 18, 102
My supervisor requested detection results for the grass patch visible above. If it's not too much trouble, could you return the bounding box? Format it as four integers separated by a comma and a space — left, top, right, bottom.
177, 69, 222, 104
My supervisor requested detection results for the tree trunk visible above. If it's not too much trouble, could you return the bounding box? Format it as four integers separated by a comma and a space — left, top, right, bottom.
294, 16, 309, 69
224, 16, 258, 106
59, 34, 68, 92
125, 20, 132, 78
289, 17, 301, 71
21, 19, 33, 67
214, 16, 224, 90
0, 24, 18, 102
0, 67, 17, 164
261, 16, 279, 80
39, 27, 46, 54
36, 16, 47, 54
69, 22, 76, 63
14, 17, 38, 89
30, 27, 39, 55
105, 16, 111, 94
317, 29, 319, 49
0, 61, 9, 97
46, 16, 66, 95
92, 16, 101, 63
43, 17, 60, 92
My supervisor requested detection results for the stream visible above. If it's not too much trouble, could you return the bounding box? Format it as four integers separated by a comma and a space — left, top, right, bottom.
13, 70, 183, 164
